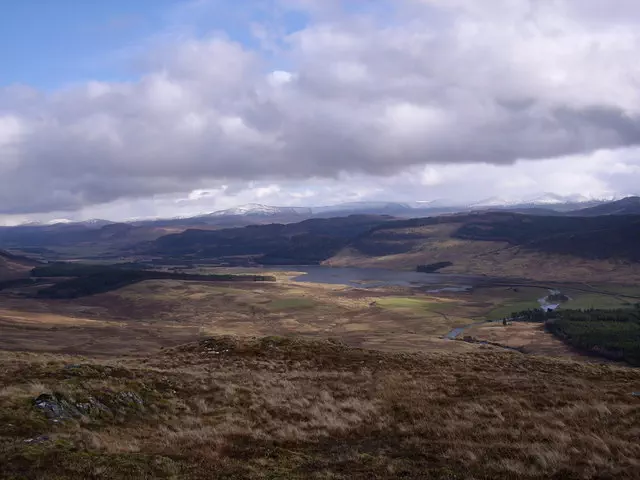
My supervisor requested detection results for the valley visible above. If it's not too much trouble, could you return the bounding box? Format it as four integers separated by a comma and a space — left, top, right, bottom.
2, 202, 640, 479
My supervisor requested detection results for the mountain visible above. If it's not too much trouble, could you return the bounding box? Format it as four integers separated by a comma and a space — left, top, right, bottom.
4, 195, 640, 262
0, 222, 173, 259
208, 204, 313, 217
466, 193, 628, 212
143, 215, 394, 265
571, 196, 640, 216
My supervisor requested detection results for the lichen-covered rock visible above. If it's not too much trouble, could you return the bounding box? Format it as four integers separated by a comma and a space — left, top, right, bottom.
32, 393, 82, 422
75, 396, 112, 417
115, 391, 145, 411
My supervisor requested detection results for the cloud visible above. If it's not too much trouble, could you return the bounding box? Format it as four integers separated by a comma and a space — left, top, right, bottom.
2, 0, 640, 215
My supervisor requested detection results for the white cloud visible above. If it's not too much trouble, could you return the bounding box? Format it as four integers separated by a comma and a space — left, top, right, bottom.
1, 0, 640, 220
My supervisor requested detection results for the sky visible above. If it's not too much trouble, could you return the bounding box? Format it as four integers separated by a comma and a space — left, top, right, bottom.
2, 0, 640, 224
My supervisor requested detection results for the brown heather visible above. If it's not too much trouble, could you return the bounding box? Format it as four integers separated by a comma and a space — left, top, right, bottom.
1, 336, 639, 479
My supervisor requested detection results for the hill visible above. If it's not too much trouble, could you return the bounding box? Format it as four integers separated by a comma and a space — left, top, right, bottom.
0, 223, 177, 260
571, 196, 640, 216
0, 249, 40, 280
143, 215, 393, 265
328, 212, 640, 282
1, 336, 639, 479
142, 211, 640, 281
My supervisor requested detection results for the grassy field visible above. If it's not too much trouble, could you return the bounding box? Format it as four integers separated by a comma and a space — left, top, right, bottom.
1, 268, 638, 358
0, 269, 493, 356
558, 292, 636, 310
1, 336, 639, 479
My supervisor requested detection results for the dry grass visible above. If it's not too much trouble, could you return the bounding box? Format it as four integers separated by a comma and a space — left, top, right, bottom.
463, 322, 601, 359
1, 275, 637, 359
0, 277, 490, 356
1, 336, 639, 479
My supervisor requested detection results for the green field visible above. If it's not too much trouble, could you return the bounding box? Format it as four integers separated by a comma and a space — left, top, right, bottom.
560, 292, 637, 310
376, 296, 435, 314
486, 300, 542, 320
268, 298, 317, 310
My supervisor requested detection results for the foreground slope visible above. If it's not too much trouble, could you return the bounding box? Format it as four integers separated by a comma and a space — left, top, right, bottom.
1, 336, 639, 479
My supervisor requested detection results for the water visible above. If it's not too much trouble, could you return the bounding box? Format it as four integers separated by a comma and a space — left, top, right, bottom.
266, 265, 479, 289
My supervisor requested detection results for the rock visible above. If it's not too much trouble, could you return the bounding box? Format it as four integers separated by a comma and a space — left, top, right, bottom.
33, 393, 82, 421
75, 396, 111, 416
24, 435, 49, 445
115, 391, 145, 410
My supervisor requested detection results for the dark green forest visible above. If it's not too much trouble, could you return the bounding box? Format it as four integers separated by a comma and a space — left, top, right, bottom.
31, 264, 275, 299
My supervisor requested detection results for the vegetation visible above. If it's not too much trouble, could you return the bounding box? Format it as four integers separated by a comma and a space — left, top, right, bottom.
377, 296, 434, 314
452, 212, 640, 261
268, 297, 317, 310
546, 306, 640, 365
506, 307, 557, 323
147, 215, 391, 264
1, 336, 639, 479
32, 263, 275, 299
146, 212, 640, 267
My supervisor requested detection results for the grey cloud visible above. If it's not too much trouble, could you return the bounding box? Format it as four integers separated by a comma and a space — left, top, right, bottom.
2, 0, 640, 214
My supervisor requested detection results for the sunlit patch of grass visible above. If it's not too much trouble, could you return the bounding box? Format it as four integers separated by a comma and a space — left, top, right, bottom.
377, 297, 434, 314
561, 293, 634, 310
268, 298, 317, 311
486, 300, 542, 320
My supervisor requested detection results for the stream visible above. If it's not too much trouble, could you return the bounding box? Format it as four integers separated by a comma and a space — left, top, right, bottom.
444, 289, 565, 341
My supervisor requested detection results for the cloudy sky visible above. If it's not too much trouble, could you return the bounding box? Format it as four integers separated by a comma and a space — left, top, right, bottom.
1, 0, 640, 224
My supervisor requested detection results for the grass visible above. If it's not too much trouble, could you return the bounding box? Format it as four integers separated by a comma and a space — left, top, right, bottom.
377, 296, 435, 314
486, 300, 542, 320
559, 293, 635, 310
2, 271, 638, 357
268, 297, 317, 310
1, 336, 639, 479
0, 277, 487, 355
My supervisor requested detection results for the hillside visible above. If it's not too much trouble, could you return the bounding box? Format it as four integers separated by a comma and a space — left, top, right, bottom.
571, 196, 640, 216
140, 211, 640, 281
0, 223, 178, 260
328, 212, 640, 282
144, 215, 393, 265
0, 250, 40, 280
1, 336, 639, 479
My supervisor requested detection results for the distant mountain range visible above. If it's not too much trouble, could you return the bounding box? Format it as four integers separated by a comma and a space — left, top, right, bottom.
3, 195, 640, 264
14, 194, 640, 230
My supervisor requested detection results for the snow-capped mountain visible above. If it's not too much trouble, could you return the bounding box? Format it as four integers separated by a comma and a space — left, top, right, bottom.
19, 218, 114, 227
313, 201, 412, 214
469, 196, 518, 208
16, 193, 640, 228
209, 204, 312, 217
520, 193, 628, 205
468, 193, 633, 209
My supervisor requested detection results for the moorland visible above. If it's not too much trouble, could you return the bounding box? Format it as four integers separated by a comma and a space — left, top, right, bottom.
1, 202, 640, 478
